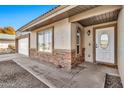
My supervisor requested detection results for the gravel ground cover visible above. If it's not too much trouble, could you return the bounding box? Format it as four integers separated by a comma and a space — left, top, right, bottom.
104, 74, 123, 88
0, 60, 48, 88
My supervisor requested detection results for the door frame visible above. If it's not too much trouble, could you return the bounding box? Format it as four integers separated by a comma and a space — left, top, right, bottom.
93, 23, 117, 66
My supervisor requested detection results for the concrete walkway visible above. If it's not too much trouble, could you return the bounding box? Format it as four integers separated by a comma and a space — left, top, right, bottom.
0, 54, 119, 88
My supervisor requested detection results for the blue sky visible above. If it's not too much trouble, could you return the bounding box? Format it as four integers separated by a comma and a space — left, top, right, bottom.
0, 5, 57, 30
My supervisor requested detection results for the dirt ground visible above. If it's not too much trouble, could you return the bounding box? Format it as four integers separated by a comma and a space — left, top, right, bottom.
0, 60, 48, 88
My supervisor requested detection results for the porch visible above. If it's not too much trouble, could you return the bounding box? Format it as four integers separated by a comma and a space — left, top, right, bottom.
0, 54, 119, 88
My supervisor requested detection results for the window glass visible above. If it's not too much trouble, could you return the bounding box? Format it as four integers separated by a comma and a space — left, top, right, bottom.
76, 30, 80, 54
77, 46, 79, 54
38, 33, 44, 51
100, 34, 109, 49
77, 30, 80, 45
38, 28, 52, 52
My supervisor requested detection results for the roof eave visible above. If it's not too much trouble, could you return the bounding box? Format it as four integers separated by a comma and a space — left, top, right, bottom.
17, 5, 78, 32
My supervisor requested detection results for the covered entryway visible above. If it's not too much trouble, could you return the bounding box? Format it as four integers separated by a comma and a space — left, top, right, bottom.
69, 5, 121, 65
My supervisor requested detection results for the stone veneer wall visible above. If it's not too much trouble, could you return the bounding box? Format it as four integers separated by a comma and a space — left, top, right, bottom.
30, 48, 84, 70
30, 48, 72, 70
71, 49, 85, 68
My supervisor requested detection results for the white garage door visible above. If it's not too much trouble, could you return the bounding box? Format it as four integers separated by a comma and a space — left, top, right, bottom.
18, 38, 29, 56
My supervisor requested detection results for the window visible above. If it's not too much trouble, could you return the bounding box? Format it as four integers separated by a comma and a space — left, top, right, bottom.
100, 34, 109, 49
76, 28, 81, 54
38, 28, 52, 52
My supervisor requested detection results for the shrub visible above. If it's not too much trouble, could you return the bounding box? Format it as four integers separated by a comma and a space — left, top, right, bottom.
8, 44, 15, 50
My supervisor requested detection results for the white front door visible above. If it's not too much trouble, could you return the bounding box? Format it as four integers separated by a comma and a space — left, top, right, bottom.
95, 27, 115, 64
18, 38, 29, 56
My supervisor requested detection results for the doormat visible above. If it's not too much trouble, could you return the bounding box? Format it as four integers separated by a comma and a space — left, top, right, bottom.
104, 74, 123, 88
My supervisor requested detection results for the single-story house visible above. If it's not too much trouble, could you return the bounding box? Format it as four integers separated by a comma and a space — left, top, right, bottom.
16, 5, 124, 86
0, 34, 15, 49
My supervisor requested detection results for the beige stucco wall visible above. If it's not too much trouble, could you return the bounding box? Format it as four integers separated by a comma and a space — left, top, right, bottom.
117, 6, 124, 87
30, 18, 71, 50
54, 18, 71, 50
84, 26, 94, 62
30, 32, 37, 49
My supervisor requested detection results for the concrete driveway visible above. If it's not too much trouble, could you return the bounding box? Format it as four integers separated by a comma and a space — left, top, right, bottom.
0, 54, 119, 88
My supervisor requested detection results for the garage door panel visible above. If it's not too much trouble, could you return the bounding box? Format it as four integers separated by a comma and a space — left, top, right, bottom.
18, 38, 29, 56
